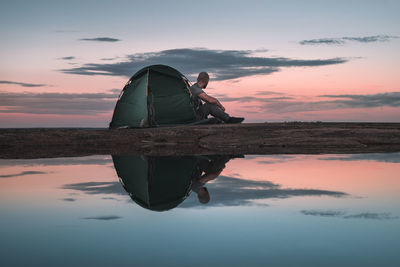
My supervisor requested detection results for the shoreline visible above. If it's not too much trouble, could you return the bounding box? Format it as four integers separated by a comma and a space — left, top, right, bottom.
1, 122, 400, 159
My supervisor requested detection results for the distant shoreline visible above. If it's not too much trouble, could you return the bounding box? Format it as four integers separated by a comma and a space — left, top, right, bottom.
1, 122, 400, 159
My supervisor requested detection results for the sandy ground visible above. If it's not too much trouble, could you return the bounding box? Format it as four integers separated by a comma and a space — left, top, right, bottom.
1, 122, 400, 159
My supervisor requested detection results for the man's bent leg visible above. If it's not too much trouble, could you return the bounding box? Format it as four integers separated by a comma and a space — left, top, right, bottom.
201, 102, 230, 122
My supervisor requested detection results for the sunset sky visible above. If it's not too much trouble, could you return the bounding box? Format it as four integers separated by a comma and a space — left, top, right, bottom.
1, 0, 399, 127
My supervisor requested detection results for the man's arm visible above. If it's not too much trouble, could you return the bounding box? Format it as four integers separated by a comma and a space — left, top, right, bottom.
199, 169, 223, 183
198, 92, 225, 111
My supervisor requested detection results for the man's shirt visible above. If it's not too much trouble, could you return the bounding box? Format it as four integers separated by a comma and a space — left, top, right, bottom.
189, 83, 205, 108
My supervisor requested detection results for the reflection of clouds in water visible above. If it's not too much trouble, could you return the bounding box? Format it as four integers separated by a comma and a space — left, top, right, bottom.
302, 210, 399, 220
0, 170, 47, 178
179, 175, 347, 208
246, 153, 400, 164
257, 159, 292, 165
81, 216, 121, 221
344, 213, 399, 220
319, 153, 400, 163
62, 176, 347, 209
225, 172, 242, 178
62, 182, 126, 195
0, 156, 112, 167
242, 155, 297, 165
301, 210, 346, 217
211, 175, 279, 189
244, 155, 296, 160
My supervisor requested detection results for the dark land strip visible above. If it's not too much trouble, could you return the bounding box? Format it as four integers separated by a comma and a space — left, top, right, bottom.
1, 122, 400, 159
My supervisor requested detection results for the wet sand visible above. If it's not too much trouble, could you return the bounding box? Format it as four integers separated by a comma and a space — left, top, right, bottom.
1, 122, 400, 159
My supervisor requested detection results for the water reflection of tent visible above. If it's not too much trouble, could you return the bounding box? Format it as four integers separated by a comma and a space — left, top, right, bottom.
110, 64, 201, 128
112, 155, 198, 211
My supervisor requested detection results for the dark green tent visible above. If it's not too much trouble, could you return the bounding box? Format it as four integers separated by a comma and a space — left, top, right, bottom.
112, 155, 198, 211
109, 64, 198, 128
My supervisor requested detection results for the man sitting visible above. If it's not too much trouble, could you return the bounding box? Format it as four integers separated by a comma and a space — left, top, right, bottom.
190, 72, 244, 123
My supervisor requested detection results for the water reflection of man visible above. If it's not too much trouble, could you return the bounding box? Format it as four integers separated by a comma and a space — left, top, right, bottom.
191, 155, 231, 204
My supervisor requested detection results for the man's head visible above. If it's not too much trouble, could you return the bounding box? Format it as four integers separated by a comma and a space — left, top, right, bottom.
197, 72, 209, 89
197, 187, 210, 204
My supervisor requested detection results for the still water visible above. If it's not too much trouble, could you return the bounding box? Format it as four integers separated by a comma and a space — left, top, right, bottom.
1, 153, 399, 266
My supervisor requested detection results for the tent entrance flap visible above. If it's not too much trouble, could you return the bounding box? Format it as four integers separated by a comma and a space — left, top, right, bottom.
110, 71, 149, 128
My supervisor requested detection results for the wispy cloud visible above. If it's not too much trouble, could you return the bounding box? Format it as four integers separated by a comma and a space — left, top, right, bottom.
60, 48, 347, 81
0, 91, 118, 115
81, 216, 122, 220
101, 57, 119, 61
61, 198, 77, 202
59, 56, 75, 60
319, 92, 400, 108
301, 39, 345, 45
220, 92, 400, 113
219, 95, 294, 103
107, 88, 121, 94
255, 91, 285, 96
79, 37, 120, 42
8, 89, 389, 116
302, 210, 399, 220
101, 197, 120, 201
0, 80, 48, 88
299, 35, 399, 45
0, 171, 47, 178
54, 30, 79, 33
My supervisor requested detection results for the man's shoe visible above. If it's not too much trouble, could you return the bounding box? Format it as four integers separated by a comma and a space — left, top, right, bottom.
226, 117, 244, 123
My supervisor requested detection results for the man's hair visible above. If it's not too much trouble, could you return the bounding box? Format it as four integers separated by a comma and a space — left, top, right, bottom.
197, 187, 210, 204
197, 72, 209, 82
